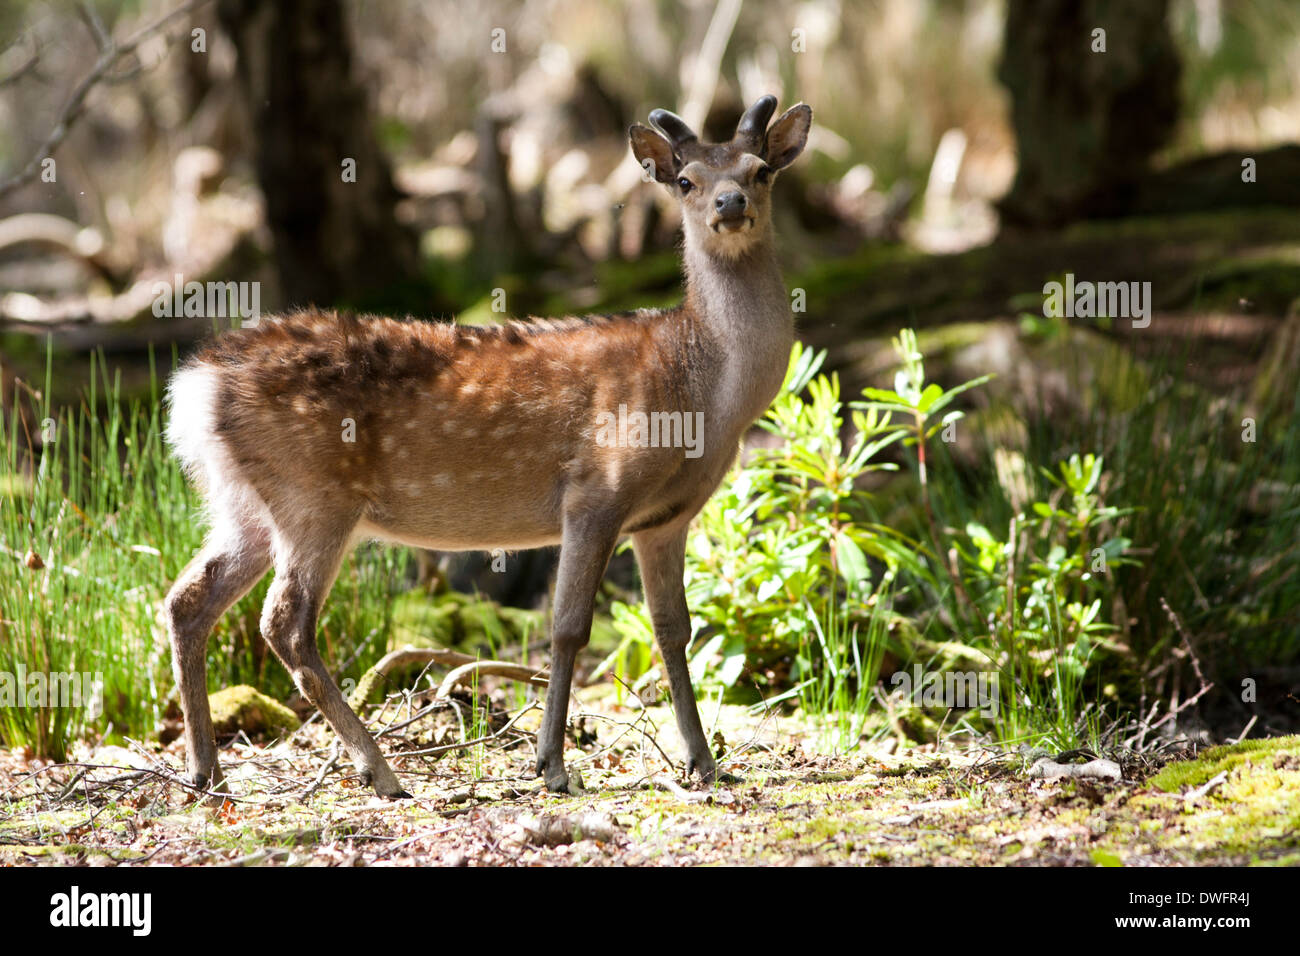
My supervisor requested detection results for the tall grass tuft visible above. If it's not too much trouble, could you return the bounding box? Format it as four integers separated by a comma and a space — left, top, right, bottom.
0, 348, 410, 758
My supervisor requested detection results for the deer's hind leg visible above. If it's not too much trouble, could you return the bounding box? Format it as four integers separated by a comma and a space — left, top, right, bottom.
165, 523, 272, 792
258, 517, 408, 799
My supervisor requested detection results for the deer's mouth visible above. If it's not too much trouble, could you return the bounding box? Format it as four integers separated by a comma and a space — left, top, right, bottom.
710, 215, 755, 234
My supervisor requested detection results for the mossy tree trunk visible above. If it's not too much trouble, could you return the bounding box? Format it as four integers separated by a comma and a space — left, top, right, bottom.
997, 0, 1181, 228
216, 0, 421, 310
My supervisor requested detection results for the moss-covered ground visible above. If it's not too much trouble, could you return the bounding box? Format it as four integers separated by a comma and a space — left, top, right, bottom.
1, 683, 1294, 867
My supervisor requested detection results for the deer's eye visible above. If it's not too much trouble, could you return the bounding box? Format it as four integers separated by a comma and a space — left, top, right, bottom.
755, 165, 773, 185
677, 177, 693, 194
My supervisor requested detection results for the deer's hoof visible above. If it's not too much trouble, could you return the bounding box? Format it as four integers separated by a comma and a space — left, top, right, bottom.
543, 765, 570, 794
687, 754, 738, 785
537, 755, 582, 794
186, 768, 227, 792
686, 753, 715, 781
362, 766, 408, 799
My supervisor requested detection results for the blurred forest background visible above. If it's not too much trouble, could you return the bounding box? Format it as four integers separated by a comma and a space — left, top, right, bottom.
2, 0, 1299, 758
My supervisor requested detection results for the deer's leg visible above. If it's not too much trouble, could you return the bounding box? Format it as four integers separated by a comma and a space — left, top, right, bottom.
535, 509, 620, 793
164, 531, 271, 792
632, 522, 716, 782
259, 532, 409, 799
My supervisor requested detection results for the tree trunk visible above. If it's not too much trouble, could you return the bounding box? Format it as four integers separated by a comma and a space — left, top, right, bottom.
216, 0, 421, 310
997, 0, 1181, 228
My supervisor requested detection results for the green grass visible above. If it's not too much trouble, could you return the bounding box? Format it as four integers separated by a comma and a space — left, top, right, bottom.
0, 349, 410, 758
923, 334, 1300, 704
5, 323, 1297, 763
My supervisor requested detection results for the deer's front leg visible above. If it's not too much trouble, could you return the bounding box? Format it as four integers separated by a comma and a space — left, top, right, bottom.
632, 522, 716, 782
536, 509, 620, 793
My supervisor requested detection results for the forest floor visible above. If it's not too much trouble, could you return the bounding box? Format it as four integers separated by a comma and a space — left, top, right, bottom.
1, 689, 1298, 867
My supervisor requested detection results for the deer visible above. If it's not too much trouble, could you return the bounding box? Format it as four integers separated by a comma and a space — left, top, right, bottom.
163, 94, 811, 798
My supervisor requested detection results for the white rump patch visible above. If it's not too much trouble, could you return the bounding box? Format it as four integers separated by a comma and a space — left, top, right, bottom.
165, 363, 272, 549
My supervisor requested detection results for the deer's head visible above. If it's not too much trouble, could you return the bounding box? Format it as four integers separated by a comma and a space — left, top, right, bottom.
630, 95, 812, 260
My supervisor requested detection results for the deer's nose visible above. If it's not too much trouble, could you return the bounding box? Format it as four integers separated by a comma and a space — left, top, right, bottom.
714, 191, 747, 218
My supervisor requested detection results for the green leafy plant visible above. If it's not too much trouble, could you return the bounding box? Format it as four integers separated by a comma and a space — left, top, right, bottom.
857, 334, 1136, 748
682, 344, 909, 698
600, 343, 916, 744
926, 449, 1135, 749
613, 329, 1138, 753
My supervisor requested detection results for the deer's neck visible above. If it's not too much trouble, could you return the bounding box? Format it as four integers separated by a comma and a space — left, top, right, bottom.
681, 233, 794, 429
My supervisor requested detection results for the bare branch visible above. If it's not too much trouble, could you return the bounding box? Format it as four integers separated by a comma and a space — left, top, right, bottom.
76, 1, 112, 52
436, 660, 550, 698
0, 16, 50, 85
0, 0, 212, 200
0, 48, 40, 88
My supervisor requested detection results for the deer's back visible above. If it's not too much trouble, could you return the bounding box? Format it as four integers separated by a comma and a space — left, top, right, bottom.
172, 309, 730, 550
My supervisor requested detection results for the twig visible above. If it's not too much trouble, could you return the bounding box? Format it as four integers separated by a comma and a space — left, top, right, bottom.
392, 702, 538, 759
1161, 597, 1208, 690
300, 741, 342, 802
55, 768, 88, 803
0, 0, 212, 199
0, 761, 256, 805
570, 708, 676, 770
75, 1, 112, 52
1230, 714, 1257, 745
1183, 770, 1228, 802
436, 660, 549, 698
374, 698, 453, 739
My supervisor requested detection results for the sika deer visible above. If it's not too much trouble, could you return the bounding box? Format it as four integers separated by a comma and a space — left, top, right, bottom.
164, 95, 811, 797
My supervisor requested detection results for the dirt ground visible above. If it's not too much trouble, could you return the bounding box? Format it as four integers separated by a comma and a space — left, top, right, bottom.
1, 687, 1297, 867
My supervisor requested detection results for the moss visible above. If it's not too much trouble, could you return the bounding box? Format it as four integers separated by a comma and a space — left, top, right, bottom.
1061, 208, 1300, 245
389, 591, 548, 655
208, 685, 300, 739
0, 843, 145, 861
1094, 736, 1300, 864
1148, 735, 1300, 791
1170, 256, 1300, 315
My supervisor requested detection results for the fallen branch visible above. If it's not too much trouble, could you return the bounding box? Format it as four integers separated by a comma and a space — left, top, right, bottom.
436, 660, 548, 698
1026, 756, 1122, 782
505, 811, 622, 848
224, 847, 292, 867
1184, 770, 1229, 802
649, 773, 710, 803
350, 644, 550, 708
348, 645, 478, 707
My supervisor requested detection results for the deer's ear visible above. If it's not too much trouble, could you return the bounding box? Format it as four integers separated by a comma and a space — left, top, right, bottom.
629, 124, 678, 184
765, 104, 812, 171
